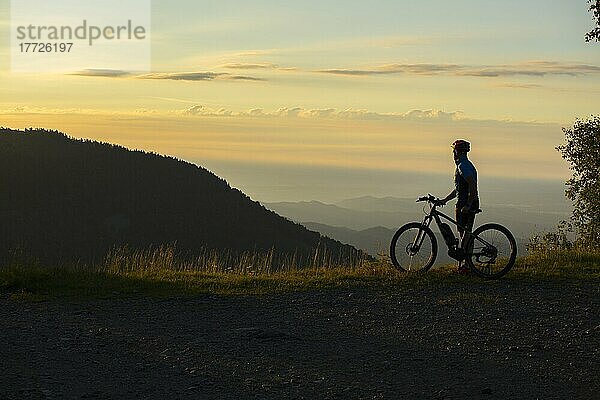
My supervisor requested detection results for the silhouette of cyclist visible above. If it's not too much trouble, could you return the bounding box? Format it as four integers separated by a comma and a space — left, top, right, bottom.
439, 140, 479, 273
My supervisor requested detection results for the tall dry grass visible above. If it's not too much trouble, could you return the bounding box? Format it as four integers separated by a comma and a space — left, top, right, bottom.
103, 244, 370, 276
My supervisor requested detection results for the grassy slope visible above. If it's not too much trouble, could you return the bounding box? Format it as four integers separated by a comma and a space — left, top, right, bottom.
1, 251, 599, 301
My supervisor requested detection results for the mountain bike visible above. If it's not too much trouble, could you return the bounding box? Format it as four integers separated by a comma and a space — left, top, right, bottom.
390, 194, 517, 279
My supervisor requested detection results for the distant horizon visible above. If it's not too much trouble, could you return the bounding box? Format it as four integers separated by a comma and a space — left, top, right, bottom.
1, 126, 572, 212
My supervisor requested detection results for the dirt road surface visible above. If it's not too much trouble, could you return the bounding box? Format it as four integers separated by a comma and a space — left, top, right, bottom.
1, 279, 598, 399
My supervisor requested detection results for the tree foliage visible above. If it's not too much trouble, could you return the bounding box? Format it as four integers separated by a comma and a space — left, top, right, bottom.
586, 0, 600, 42
556, 116, 600, 249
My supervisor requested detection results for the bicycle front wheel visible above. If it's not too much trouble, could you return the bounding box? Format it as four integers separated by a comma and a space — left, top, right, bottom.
390, 222, 438, 272
464, 223, 517, 279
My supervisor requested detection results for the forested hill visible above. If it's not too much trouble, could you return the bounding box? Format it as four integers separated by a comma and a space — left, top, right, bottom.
0, 128, 360, 266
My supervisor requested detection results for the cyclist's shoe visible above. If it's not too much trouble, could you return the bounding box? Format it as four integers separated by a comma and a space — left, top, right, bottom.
456, 262, 470, 275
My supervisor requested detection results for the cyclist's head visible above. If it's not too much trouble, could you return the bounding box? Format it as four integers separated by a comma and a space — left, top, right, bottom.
451, 139, 470, 158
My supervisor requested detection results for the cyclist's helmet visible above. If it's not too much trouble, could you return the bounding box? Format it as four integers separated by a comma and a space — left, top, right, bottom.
451, 139, 471, 153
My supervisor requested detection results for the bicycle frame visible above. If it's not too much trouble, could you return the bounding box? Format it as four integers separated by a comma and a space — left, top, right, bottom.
410, 202, 493, 258
422, 206, 469, 237
409, 204, 458, 254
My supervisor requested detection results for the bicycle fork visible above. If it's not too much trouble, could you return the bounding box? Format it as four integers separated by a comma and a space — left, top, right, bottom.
409, 218, 432, 255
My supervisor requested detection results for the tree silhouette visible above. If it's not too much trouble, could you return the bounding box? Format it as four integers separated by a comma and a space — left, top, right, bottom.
0, 128, 362, 267
557, 116, 600, 249
586, 0, 600, 42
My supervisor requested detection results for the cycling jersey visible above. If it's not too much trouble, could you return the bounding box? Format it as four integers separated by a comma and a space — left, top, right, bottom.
454, 154, 479, 208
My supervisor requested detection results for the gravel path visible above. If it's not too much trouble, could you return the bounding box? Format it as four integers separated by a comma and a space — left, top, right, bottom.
1, 279, 599, 399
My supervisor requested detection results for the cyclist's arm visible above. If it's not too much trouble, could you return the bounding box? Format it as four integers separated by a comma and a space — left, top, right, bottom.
441, 189, 456, 203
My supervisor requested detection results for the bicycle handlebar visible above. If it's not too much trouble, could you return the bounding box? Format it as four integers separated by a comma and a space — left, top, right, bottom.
416, 194, 436, 203
416, 194, 446, 207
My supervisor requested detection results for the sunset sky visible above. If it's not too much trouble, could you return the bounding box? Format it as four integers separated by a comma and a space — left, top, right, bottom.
0, 1, 598, 202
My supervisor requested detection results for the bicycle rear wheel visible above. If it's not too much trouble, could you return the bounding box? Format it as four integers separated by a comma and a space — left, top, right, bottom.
464, 223, 517, 279
390, 222, 438, 272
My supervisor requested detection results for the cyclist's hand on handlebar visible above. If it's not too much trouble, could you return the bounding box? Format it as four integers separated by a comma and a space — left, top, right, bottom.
434, 198, 447, 207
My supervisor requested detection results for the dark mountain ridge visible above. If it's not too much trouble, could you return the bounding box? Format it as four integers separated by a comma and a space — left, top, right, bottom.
0, 128, 360, 266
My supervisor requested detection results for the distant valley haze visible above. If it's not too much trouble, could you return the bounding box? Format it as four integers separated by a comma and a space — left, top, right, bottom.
264, 191, 570, 260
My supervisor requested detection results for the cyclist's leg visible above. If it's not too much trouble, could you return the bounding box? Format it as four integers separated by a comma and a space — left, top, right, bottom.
462, 212, 475, 253
456, 206, 469, 245
463, 199, 479, 255
457, 207, 476, 254
455, 206, 468, 268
